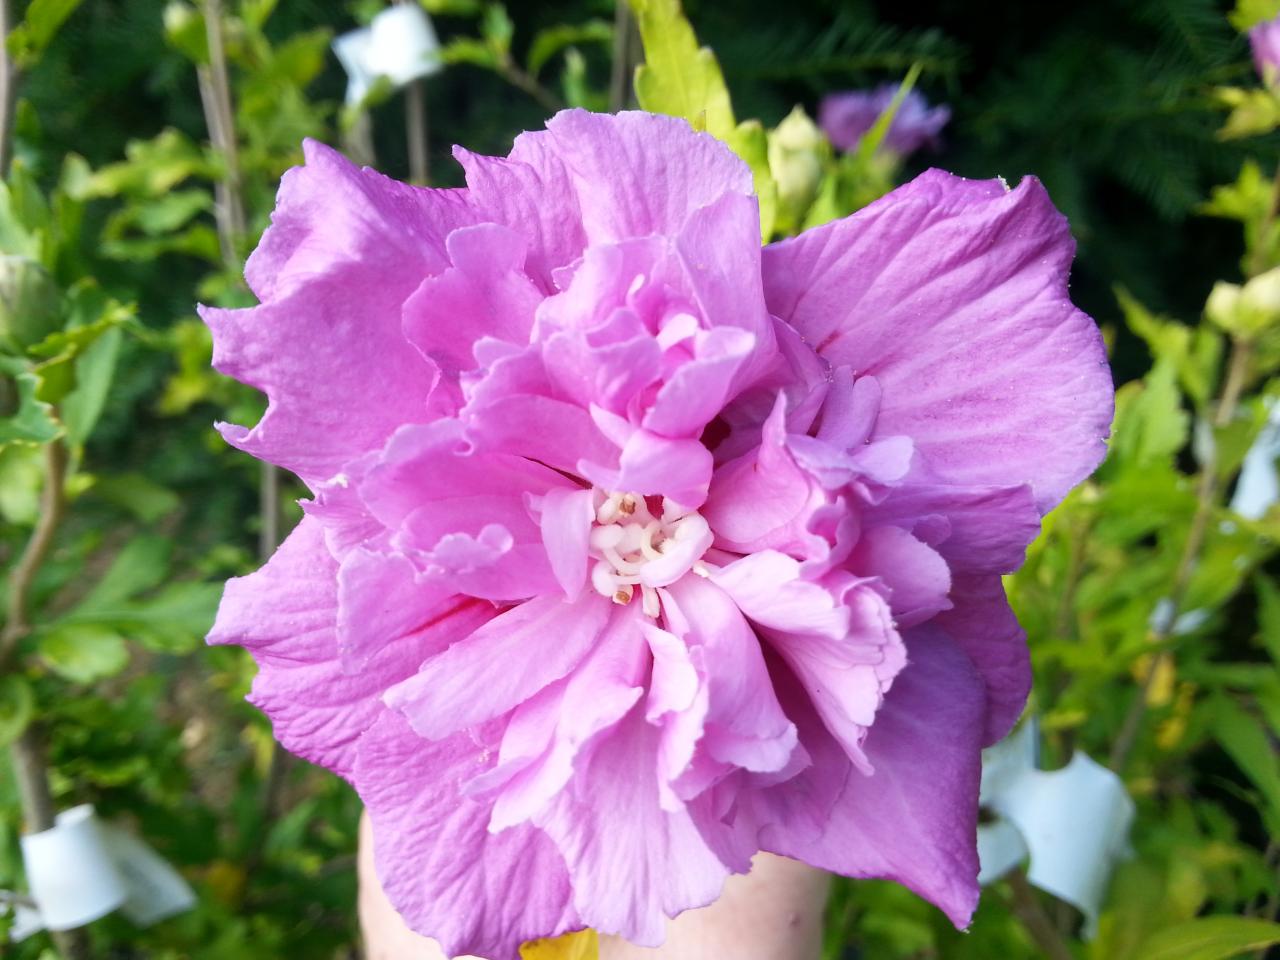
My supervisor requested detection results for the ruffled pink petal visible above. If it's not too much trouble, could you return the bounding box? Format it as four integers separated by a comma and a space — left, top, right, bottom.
538, 487, 596, 600
462, 343, 619, 475
357, 711, 580, 960
579, 429, 713, 510
402, 223, 543, 400
762, 169, 1113, 512
702, 396, 835, 560
534, 709, 733, 946
384, 593, 613, 740
763, 630, 985, 928
454, 130, 587, 293
662, 576, 798, 776
207, 517, 492, 779
543, 110, 754, 245
735, 565, 905, 772
848, 525, 952, 627
475, 605, 649, 830
206, 141, 477, 482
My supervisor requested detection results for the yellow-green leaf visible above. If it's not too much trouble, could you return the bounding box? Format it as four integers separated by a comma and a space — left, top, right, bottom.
1135, 917, 1280, 960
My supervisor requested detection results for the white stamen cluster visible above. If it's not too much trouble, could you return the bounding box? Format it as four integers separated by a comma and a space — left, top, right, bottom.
589, 491, 711, 618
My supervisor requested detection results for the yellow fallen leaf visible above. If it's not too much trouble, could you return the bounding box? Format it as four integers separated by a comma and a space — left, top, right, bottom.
520, 929, 599, 960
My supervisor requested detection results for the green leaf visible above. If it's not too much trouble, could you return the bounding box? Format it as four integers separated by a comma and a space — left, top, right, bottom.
0, 675, 34, 746
1211, 696, 1280, 835
1106, 359, 1189, 472
38, 623, 130, 683
723, 119, 777, 239
1230, 0, 1280, 31
59, 325, 121, 444
527, 20, 612, 77
1255, 574, 1280, 664
6, 0, 83, 66
0, 356, 61, 449
853, 62, 922, 165
441, 36, 500, 68
1216, 87, 1280, 141
627, 0, 777, 239
629, 0, 736, 139
1135, 917, 1280, 960
480, 3, 514, 56
80, 535, 172, 608
88, 472, 180, 523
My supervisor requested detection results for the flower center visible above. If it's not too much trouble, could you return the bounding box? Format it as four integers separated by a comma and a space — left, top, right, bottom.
588, 491, 713, 618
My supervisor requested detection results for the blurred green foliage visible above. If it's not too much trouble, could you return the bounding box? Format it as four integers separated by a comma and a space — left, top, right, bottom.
0, 0, 1277, 957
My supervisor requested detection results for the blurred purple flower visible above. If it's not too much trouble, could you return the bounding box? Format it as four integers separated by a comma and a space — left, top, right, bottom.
819, 84, 951, 156
1251, 15, 1280, 83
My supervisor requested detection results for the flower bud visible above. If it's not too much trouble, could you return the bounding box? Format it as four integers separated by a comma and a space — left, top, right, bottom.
0, 256, 60, 354
768, 107, 825, 232
1205, 267, 1280, 337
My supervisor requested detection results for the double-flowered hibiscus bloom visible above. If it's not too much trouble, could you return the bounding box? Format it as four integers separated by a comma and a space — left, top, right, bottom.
205, 110, 1112, 959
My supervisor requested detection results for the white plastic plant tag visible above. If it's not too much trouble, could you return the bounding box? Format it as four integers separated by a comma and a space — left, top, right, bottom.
368, 4, 442, 86
99, 824, 196, 927
1, 896, 45, 942
996, 752, 1135, 937
333, 27, 377, 107
1231, 398, 1280, 519
979, 716, 1038, 805
20, 805, 126, 931
977, 819, 1029, 885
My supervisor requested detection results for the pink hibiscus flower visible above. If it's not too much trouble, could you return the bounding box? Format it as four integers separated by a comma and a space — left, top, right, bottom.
204, 110, 1113, 959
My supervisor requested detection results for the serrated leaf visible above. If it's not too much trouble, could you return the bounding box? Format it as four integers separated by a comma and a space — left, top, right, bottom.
627, 0, 776, 240
723, 119, 777, 240
0, 357, 61, 449
1230, 0, 1280, 31
0, 676, 34, 746
38, 623, 129, 683
629, 0, 735, 139
1106, 360, 1189, 472
1135, 917, 1280, 960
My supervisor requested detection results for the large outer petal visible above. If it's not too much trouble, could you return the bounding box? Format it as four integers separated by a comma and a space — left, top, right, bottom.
762, 169, 1112, 512
542, 110, 754, 244
205, 140, 477, 483
763, 630, 986, 927
206, 517, 492, 779
357, 711, 580, 960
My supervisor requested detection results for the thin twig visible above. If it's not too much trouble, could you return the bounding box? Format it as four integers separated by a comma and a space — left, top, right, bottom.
1109, 336, 1254, 772
0, 0, 16, 176
608, 1, 634, 112
1006, 868, 1075, 960
1, 442, 67, 667
499, 58, 564, 113
2, 442, 90, 959
404, 79, 429, 184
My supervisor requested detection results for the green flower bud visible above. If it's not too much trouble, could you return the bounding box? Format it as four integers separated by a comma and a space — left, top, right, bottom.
1206, 267, 1280, 337
768, 107, 826, 234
